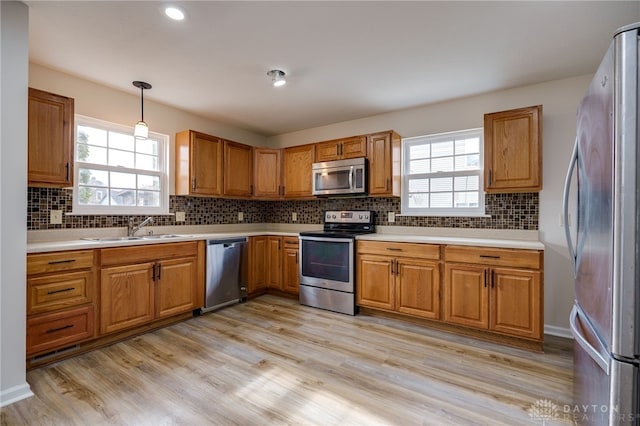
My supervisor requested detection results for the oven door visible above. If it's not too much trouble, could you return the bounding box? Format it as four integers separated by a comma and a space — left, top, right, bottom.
299, 236, 354, 292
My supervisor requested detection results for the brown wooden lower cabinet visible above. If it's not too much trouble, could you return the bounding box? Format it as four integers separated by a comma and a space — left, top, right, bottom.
358, 241, 544, 346
357, 241, 441, 320
26, 250, 97, 357
99, 241, 201, 336
249, 235, 299, 296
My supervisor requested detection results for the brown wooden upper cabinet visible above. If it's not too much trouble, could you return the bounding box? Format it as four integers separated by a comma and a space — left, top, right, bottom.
315, 135, 367, 162
28, 88, 74, 187
484, 105, 542, 193
367, 131, 402, 197
223, 140, 253, 197
253, 148, 282, 199
282, 144, 315, 199
175, 130, 223, 196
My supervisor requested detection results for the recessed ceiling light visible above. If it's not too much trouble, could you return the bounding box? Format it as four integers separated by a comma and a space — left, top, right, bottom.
267, 69, 287, 87
164, 6, 185, 21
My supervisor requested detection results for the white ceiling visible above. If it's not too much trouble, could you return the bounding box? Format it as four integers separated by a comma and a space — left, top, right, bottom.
27, 1, 640, 136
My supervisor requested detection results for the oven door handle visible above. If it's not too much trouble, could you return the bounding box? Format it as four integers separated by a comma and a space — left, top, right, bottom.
299, 236, 354, 243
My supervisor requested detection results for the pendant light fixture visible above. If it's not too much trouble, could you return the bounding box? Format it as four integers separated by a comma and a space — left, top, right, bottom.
267, 69, 286, 87
133, 81, 152, 140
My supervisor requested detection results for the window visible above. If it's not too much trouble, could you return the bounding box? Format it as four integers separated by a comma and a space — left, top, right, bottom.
73, 115, 169, 215
401, 128, 484, 216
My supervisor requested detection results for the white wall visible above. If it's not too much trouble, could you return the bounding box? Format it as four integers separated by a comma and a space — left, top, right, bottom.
29, 64, 268, 193
269, 75, 593, 333
1, 0, 33, 406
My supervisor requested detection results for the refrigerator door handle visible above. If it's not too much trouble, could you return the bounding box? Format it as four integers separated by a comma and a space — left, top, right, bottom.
563, 137, 579, 276
570, 304, 610, 375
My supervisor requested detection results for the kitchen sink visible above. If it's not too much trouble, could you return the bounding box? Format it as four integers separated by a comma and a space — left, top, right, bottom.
82, 234, 183, 242
83, 236, 144, 242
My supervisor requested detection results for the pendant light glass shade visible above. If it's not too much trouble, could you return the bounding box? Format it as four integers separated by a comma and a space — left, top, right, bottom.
134, 121, 149, 139
132, 81, 152, 140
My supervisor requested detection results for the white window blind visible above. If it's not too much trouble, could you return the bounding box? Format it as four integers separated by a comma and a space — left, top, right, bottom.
401, 128, 485, 216
73, 115, 169, 215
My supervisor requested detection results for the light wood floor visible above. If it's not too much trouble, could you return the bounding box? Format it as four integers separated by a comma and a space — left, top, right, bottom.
2, 295, 574, 425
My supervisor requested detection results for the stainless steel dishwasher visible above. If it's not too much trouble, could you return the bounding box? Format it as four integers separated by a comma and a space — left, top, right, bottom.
202, 237, 248, 313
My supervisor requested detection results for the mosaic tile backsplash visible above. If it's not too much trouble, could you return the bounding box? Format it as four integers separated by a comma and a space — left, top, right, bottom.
27, 187, 538, 231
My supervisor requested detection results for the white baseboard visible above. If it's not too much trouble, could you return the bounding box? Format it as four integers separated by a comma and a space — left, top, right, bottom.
544, 324, 573, 339
0, 383, 33, 407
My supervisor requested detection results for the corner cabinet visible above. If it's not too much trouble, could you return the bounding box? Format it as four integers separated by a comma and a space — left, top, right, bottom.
28, 88, 74, 187
282, 144, 315, 199
443, 245, 543, 341
99, 242, 202, 335
223, 140, 253, 197
357, 241, 441, 320
253, 148, 282, 199
175, 130, 223, 196
484, 105, 542, 193
367, 131, 401, 197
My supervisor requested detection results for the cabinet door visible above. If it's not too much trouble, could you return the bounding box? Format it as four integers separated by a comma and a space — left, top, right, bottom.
443, 263, 489, 329
367, 132, 400, 196
100, 263, 154, 334
28, 88, 74, 187
253, 148, 282, 198
156, 257, 198, 319
315, 140, 341, 162
191, 132, 223, 196
248, 236, 267, 293
340, 136, 367, 159
282, 144, 315, 198
490, 267, 542, 339
396, 259, 440, 320
356, 254, 394, 310
282, 245, 299, 294
224, 140, 253, 197
267, 236, 282, 289
484, 105, 542, 192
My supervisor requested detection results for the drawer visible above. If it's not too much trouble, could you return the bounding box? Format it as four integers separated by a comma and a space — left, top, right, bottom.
283, 237, 299, 247
357, 241, 440, 260
27, 250, 95, 275
444, 245, 542, 269
27, 270, 93, 315
100, 241, 198, 266
26, 305, 95, 356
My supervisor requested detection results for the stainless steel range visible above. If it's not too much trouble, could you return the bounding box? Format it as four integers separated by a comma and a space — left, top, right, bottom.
298, 210, 375, 315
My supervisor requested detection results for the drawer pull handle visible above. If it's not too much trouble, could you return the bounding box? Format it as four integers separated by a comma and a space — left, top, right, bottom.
46, 324, 74, 334
47, 287, 75, 295
47, 259, 77, 265
386, 248, 403, 251
479, 255, 500, 259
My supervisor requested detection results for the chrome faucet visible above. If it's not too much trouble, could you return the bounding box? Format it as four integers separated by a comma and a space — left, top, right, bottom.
128, 216, 154, 237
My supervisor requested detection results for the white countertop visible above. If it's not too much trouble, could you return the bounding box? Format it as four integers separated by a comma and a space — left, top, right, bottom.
27, 224, 544, 253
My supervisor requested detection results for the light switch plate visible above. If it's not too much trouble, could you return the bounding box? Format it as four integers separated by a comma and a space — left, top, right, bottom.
292, 212, 297, 222
175, 211, 186, 222
50, 210, 63, 224
388, 212, 395, 223
238, 212, 244, 222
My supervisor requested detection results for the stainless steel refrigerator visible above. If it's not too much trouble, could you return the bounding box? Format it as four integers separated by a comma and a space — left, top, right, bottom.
563, 22, 639, 425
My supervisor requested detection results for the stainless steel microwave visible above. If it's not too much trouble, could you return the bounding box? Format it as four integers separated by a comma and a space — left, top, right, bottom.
311, 157, 367, 196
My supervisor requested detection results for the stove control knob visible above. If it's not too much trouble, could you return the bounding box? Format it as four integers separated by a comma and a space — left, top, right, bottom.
332, 214, 337, 219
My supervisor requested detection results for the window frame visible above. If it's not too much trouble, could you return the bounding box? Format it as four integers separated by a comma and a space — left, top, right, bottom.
72, 114, 170, 215
401, 128, 485, 217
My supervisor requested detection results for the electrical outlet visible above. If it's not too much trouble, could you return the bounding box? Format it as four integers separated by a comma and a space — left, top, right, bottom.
388, 212, 395, 223
238, 212, 244, 222
175, 211, 186, 222
292, 212, 297, 222
50, 210, 63, 224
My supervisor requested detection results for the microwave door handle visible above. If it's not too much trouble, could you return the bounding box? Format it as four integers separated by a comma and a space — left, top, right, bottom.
349, 166, 354, 190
